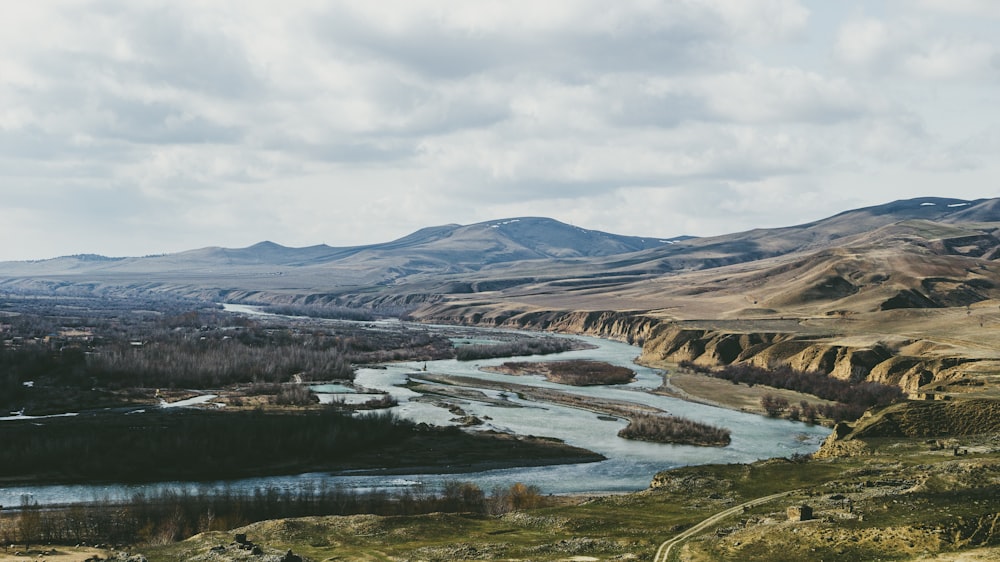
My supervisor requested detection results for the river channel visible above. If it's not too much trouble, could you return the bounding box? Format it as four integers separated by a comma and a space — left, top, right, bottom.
1, 308, 829, 507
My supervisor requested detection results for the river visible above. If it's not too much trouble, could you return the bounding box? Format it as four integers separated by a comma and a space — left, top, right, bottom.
0, 307, 829, 507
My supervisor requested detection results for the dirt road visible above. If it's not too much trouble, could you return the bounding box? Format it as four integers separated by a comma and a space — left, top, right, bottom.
653, 490, 794, 562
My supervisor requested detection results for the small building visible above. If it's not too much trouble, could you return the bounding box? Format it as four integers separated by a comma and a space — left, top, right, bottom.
787, 504, 813, 522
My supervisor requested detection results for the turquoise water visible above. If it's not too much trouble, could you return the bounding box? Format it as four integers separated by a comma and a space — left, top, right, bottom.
309, 383, 356, 393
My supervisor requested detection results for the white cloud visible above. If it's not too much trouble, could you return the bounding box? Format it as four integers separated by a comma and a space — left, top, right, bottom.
914, 0, 1000, 18
835, 14, 999, 81
835, 18, 894, 69
901, 38, 997, 80
698, 65, 868, 123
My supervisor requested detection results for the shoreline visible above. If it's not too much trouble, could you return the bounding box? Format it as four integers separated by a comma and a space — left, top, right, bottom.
642, 359, 837, 425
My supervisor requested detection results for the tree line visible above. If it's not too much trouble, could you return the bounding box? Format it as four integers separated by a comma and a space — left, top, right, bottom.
455, 338, 576, 361
679, 361, 905, 422
1, 481, 547, 548
92, 338, 354, 389
0, 409, 413, 483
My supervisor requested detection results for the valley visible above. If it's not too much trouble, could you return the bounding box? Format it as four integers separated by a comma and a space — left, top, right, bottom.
2, 196, 1000, 560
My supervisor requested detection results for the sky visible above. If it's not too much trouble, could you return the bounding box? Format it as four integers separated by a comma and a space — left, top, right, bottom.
1, 0, 998, 260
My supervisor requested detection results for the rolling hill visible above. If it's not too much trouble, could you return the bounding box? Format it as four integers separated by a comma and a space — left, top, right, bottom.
0, 217, 679, 286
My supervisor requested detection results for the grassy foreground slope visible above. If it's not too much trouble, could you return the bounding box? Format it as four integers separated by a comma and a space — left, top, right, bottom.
143, 424, 1000, 561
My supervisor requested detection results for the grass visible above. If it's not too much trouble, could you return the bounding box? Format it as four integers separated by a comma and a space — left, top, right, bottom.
144, 499, 715, 561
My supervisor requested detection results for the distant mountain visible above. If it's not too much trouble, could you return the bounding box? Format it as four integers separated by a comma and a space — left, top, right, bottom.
442, 197, 999, 283
0, 217, 684, 285
447, 196, 1000, 319
595, 196, 998, 273
2, 197, 999, 315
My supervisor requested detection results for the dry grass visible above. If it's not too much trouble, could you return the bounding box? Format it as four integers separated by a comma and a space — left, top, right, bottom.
0, 546, 113, 562
910, 548, 1000, 561
657, 371, 837, 416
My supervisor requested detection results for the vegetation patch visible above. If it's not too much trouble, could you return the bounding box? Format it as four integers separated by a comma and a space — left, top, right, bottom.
485, 359, 635, 386
680, 361, 905, 422
617, 413, 731, 447
455, 338, 580, 361
0, 408, 412, 483
0, 482, 551, 548
0, 408, 602, 485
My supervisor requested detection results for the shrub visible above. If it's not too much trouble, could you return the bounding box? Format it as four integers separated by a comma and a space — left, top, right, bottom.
618, 413, 731, 446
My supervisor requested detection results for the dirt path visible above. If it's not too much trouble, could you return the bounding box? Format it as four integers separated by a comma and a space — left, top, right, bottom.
653, 490, 794, 562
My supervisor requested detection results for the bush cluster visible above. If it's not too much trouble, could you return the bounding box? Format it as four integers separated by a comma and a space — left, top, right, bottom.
543, 360, 635, 385
617, 413, 731, 446
0, 481, 546, 547
680, 361, 904, 421
455, 338, 576, 361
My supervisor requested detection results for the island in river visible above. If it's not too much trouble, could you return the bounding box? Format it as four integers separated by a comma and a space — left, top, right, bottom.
483, 359, 636, 385
413, 370, 732, 447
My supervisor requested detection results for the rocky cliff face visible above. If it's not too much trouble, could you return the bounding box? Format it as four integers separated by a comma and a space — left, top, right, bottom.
638, 324, 989, 396
414, 301, 994, 399
413, 302, 661, 346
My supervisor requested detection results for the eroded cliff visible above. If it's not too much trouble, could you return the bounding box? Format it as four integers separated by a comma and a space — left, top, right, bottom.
639, 324, 994, 397
414, 300, 1000, 400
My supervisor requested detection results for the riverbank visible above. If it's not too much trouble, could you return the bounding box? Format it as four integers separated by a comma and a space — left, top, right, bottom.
413, 373, 663, 419
649, 362, 838, 421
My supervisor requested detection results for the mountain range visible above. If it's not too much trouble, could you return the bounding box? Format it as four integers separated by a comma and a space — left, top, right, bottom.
2, 196, 998, 314
0, 217, 684, 286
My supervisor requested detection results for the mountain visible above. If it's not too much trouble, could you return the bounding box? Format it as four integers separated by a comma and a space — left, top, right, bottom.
0, 217, 676, 280
449, 196, 1000, 315
588, 196, 996, 273
1, 197, 999, 313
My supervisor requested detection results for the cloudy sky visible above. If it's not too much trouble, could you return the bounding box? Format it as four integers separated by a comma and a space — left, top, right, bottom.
1, 1, 998, 260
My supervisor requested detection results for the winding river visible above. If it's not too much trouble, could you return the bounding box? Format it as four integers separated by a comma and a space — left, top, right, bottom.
0, 308, 829, 507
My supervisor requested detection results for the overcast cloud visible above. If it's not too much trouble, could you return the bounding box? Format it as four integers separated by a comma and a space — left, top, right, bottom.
1, 0, 998, 260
